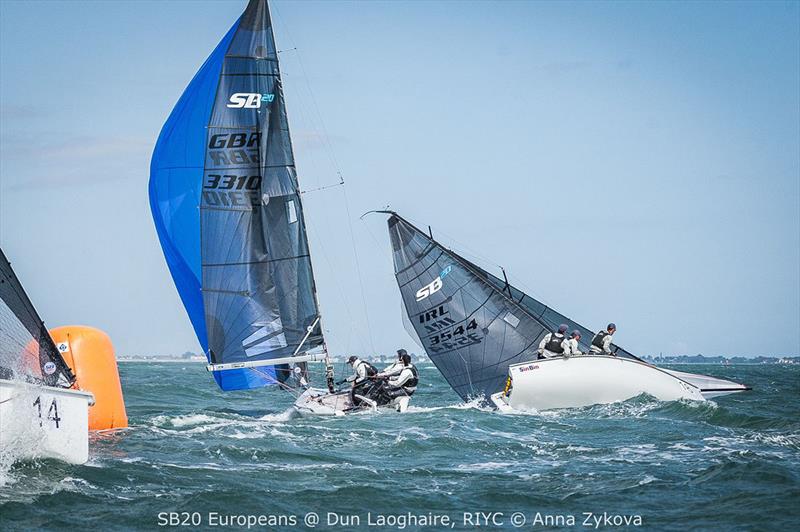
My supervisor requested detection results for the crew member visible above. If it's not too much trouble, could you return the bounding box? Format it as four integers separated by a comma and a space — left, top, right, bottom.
344, 355, 378, 404
590, 323, 617, 355
539, 324, 569, 358
378, 348, 407, 378
383, 353, 418, 412
565, 330, 582, 357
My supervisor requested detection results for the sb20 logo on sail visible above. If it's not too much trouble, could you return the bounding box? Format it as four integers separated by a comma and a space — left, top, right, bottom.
415, 266, 452, 301
227, 93, 275, 108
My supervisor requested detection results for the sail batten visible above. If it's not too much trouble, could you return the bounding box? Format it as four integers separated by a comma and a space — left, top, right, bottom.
150, 0, 323, 392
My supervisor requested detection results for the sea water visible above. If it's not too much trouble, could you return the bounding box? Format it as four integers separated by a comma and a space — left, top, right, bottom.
0, 363, 798, 531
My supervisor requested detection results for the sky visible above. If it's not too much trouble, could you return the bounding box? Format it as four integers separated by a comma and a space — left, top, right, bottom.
0, 0, 798, 359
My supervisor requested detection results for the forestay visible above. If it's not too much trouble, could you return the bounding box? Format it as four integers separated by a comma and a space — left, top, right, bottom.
149, 0, 323, 391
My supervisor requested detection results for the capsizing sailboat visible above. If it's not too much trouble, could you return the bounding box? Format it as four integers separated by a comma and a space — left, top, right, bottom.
383, 211, 750, 411
149, 0, 397, 416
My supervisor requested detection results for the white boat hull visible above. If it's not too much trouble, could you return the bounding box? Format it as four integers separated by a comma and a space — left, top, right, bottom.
491, 355, 748, 412
293, 387, 410, 416
659, 368, 751, 399
294, 388, 354, 416
0, 379, 94, 465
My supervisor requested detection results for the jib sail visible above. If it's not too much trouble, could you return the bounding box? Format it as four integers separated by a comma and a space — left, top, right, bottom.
149, 0, 323, 391
386, 213, 639, 401
0, 248, 75, 387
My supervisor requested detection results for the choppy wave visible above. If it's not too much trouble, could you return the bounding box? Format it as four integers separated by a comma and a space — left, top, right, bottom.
1, 364, 798, 530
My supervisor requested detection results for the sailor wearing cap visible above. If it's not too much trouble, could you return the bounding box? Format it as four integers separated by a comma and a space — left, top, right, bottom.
343, 356, 378, 405
565, 330, 583, 357
378, 348, 408, 378
590, 323, 617, 355
538, 324, 570, 359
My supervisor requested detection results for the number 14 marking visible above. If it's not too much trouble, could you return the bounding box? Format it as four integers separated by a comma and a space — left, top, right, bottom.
32, 396, 61, 429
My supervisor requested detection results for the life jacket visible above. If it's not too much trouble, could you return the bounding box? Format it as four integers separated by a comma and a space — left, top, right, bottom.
356, 360, 378, 378
402, 365, 419, 394
384, 361, 403, 375
544, 333, 565, 354
591, 331, 609, 350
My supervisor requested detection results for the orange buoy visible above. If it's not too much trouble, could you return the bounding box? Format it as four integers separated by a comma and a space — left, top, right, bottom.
49, 325, 128, 430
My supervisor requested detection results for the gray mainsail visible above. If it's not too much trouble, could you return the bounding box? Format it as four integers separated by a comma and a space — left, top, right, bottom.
458, 256, 640, 359
150, 0, 325, 391
200, 0, 324, 389
386, 212, 639, 401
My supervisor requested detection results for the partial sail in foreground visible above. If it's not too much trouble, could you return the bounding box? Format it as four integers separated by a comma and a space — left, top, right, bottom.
0, 248, 95, 465
0, 248, 74, 387
149, 0, 323, 391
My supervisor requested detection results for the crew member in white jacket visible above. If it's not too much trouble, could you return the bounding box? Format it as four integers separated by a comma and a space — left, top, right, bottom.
343, 356, 377, 405
589, 323, 617, 355
344, 356, 372, 385
383, 353, 418, 412
539, 324, 569, 358
565, 330, 583, 357
378, 349, 407, 378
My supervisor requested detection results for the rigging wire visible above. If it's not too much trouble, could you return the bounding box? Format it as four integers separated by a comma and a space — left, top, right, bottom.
304, 220, 361, 354
300, 174, 344, 194
340, 186, 376, 354
268, 13, 357, 355
271, 3, 376, 355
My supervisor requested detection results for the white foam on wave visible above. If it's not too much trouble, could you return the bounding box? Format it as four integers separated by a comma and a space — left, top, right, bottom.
158, 461, 227, 471
638, 474, 660, 485
700, 432, 800, 457
456, 461, 515, 472
227, 426, 296, 440
405, 397, 490, 414
228, 431, 262, 440
148, 410, 302, 440
747, 432, 800, 450
393, 428, 431, 444
151, 413, 222, 428
0, 453, 16, 489
61, 476, 97, 491
258, 408, 298, 423
679, 397, 719, 410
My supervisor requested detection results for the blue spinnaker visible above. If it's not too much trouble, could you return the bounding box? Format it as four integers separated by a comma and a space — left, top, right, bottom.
149, 0, 323, 391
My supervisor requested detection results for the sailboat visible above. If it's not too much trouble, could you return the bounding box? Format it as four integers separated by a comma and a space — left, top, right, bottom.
0, 248, 95, 464
149, 0, 393, 415
383, 211, 750, 411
